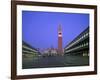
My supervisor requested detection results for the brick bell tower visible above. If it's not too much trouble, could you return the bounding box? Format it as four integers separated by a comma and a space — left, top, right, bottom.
58, 24, 63, 55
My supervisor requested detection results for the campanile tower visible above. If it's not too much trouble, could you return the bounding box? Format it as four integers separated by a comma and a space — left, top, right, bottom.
58, 24, 63, 55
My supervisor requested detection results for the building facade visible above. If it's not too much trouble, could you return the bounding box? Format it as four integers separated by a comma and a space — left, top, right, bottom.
64, 27, 89, 56
42, 48, 58, 56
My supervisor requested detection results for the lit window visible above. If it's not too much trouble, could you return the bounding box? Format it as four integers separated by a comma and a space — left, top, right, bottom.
84, 43, 86, 46
82, 36, 84, 38
86, 33, 88, 36
86, 42, 88, 45
81, 44, 82, 47
84, 34, 85, 37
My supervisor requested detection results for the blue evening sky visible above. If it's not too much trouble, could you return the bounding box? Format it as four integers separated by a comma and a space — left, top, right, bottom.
22, 11, 89, 49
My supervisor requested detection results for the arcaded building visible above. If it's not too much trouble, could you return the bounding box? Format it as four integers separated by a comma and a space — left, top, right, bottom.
22, 41, 39, 57
64, 27, 89, 56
